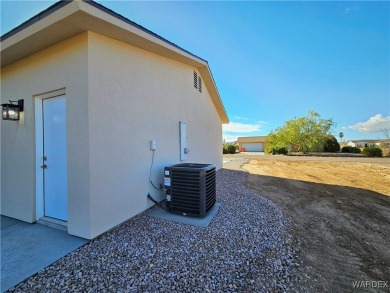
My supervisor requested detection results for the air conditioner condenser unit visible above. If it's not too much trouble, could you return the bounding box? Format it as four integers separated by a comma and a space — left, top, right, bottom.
164, 163, 216, 217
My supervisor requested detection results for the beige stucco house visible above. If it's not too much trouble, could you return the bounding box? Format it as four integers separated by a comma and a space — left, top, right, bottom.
237, 136, 267, 152
347, 140, 389, 148
1, 0, 228, 239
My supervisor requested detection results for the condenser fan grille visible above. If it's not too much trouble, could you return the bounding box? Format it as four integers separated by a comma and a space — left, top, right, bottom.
165, 163, 216, 217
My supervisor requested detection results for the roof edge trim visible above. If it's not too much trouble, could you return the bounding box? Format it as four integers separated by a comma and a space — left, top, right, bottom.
1, 0, 207, 64
0, 0, 72, 42
82, 0, 207, 63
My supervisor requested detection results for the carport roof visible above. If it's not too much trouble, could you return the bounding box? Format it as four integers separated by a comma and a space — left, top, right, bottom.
0, 0, 229, 123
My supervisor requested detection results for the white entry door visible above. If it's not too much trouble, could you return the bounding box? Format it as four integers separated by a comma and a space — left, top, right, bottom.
43, 96, 67, 221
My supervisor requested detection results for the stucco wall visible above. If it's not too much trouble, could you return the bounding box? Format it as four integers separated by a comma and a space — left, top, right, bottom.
1, 33, 91, 238
87, 32, 222, 237
1, 31, 223, 240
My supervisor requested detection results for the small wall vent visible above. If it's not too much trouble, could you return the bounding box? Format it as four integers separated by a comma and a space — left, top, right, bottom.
198, 77, 202, 93
193, 71, 198, 89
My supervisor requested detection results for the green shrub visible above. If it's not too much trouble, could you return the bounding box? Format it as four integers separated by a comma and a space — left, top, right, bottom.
341, 146, 361, 153
226, 144, 236, 154
269, 147, 288, 155
222, 146, 228, 154
277, 147, 288, 155
222, 144, 236, 154
323, 135, 340, 152
362, 147, 382, 157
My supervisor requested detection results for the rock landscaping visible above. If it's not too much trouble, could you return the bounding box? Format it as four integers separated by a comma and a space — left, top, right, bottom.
7, 159, 299, 292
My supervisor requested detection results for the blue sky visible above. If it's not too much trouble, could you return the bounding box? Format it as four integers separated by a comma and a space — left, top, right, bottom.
1, 1, 389, 142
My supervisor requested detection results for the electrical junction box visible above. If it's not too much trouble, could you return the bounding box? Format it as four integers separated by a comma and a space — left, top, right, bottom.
150, 139, 157, 150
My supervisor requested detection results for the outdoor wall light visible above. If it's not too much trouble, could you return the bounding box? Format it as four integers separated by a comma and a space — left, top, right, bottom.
1, 99, 24, 121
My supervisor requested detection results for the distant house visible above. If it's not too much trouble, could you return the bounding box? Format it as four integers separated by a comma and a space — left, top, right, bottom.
347, 140, 389, 148
237, 136, 267, 152
1, 0, 228, 239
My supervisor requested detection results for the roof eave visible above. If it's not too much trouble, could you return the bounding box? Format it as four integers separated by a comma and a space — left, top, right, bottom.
0, 0, 229, 123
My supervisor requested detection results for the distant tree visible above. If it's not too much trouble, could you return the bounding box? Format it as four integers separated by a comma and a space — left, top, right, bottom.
338, 132, 344, 142
381, 128, 389, 141
266, 111, 335, 153
323, 135, 340, 152
380, 128, 390, 156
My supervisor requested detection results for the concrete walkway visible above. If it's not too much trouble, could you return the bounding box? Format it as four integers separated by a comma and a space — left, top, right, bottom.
1, 216, 87, 292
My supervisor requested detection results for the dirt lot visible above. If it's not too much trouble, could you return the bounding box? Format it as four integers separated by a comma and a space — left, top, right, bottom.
232, 155, 390, 292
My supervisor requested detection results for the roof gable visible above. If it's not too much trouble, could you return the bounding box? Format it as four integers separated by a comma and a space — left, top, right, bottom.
1, 0, 229, 123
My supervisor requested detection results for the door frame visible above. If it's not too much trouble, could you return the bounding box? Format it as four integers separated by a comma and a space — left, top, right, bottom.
35, 88, 66, 221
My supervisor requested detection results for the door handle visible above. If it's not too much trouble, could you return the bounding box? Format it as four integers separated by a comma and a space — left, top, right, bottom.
41, 165, 47, 169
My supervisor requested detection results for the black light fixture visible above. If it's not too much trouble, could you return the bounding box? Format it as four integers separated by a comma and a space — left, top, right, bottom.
1, 99, 24, 121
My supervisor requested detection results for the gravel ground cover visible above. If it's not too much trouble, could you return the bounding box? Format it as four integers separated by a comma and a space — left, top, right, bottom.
8, 159, 298, 292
